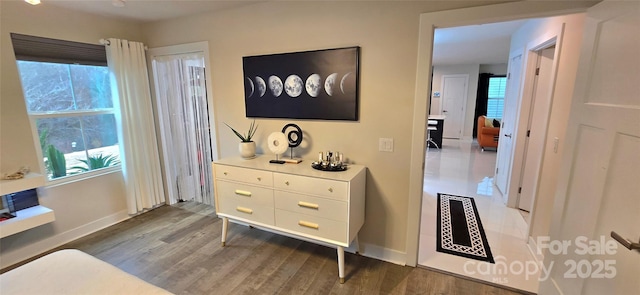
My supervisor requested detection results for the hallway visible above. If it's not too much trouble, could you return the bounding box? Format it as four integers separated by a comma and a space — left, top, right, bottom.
418, 139, 539, 294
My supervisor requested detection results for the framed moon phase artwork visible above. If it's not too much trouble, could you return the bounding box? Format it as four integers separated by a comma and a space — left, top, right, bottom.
243, 47, 359, 121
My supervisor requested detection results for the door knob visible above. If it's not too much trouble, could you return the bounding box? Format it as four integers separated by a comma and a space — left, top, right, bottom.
504, 134, 512, 138
611, 231, 640, 251
443, 110, 448, 113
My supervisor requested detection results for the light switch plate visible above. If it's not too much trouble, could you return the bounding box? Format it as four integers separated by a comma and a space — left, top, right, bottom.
379, 138, 394, 152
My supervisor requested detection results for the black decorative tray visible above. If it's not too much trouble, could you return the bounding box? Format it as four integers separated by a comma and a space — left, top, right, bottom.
311, 162, 347, 172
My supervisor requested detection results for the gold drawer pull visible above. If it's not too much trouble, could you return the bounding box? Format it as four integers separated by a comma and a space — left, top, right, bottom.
223, 172, 228, 176
234, 190, 252, 197
298, 201, 319, 209
285, 181, 290, 186
298, 220, 319, 229
236, 207, 253, 214
328, 187, 333, 193
257, 177, 262, 181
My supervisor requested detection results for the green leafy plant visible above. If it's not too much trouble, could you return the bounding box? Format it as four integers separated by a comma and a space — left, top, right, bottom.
70, 154, 120, 172
224, 120, 258, 142
39, 128, 49, 152
45, 145, 67, 178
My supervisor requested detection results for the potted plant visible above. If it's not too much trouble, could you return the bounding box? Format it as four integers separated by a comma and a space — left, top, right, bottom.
225, 120, 258, 159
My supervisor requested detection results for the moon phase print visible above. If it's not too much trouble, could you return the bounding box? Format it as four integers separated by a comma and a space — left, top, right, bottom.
242, 47, 359, 121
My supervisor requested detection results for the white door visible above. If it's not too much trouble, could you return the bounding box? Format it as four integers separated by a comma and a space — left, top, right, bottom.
495, 52, 524, 199
441, 75, 468, 139
517, 46, 555, 212
540, 1, 640, 294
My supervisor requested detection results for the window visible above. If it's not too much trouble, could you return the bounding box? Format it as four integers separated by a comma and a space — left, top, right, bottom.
486, 76, 507, 119
12, 34, 119, 181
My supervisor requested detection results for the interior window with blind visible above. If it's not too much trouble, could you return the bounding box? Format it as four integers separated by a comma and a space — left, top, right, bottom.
486, 76, 507, 119
11, 33, 120, 181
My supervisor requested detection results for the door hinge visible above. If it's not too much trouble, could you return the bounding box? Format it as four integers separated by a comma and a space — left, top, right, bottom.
518, 187, 522, 194
526, 130, 531, 137
535, 68, 540, 75
496, 167, 499, 174
508, 73, 511, 79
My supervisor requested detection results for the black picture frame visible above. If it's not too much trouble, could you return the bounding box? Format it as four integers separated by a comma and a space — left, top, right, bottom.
243, 46, 360, 121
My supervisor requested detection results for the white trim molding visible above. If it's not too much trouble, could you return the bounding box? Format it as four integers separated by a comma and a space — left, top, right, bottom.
0, 210, 130, 269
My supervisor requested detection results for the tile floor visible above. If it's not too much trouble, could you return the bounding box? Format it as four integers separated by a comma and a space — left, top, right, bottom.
419, 139, 540, 294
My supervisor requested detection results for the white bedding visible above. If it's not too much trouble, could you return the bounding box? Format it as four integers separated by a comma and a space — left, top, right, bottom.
0, 249, 172, 294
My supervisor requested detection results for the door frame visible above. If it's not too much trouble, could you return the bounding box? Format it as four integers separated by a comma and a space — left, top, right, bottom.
507, 31, 563, 212
440, 74, 469, 139
514, 41, 560, 214
406, 1, 595, 267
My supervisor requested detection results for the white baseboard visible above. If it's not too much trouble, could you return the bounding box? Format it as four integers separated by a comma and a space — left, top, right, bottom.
0, 210, 130, 269
354, 243, 406, 266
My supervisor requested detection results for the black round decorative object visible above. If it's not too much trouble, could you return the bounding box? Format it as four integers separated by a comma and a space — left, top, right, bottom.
311, 161, 348, 172
282, 123, 303, 148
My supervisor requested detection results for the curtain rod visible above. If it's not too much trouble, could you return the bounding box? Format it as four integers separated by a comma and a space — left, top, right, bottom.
99, 38, 148, 50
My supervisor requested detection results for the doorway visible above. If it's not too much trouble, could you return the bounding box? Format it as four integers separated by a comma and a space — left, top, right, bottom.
418, 20, 541, 293
147, 42, 218, 206
408, 3, 593, 292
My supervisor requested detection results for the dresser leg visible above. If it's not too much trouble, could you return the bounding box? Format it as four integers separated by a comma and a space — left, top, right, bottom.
337, 246, 345, 284
221, 217, 228, 247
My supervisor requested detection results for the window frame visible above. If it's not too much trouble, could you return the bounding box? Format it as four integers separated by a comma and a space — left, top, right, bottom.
486, 75, 507, 119
25, 95, 122, 185
11, 34, 122, 185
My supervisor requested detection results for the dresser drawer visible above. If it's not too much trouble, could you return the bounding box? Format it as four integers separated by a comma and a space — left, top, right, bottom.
275, 209, 347, 243
215, 164, 272, 187
274, 191, 347, 222
216, 180, 274, 208
273, 173, 348, 201
217, 184, 274, 225
218, 202, 274, 225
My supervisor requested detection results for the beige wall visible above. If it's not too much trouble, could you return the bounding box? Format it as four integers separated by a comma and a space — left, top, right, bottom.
431, 64, 480, 140
0, 1, 142, 268
508, 14, 586, 243
141, 1, 501, 256
0, 0, 585, 267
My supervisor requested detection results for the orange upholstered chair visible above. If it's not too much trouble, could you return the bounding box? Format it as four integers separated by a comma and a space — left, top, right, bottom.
477, 115, 500, 151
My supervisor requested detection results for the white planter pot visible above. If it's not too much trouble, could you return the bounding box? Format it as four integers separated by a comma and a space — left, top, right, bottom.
239, 141, 256, 159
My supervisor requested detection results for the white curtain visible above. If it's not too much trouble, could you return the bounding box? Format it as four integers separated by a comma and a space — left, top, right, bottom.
106, 38, 166, 214
151, 53, 213, 205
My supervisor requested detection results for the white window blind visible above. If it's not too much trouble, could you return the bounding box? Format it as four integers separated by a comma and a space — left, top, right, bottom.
487, 77, 507, 119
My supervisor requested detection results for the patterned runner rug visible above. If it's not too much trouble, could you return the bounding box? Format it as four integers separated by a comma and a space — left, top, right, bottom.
436, 193, 494, 263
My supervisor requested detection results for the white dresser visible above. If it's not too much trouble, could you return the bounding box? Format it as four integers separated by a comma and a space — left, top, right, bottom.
212, 156, 366, 283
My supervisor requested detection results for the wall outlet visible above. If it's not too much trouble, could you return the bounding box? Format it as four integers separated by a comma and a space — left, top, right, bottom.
553, 137, 559, 153
379, 138, 394, 152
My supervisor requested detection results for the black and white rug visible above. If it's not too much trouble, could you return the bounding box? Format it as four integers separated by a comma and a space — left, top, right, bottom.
436, 193, 494, 263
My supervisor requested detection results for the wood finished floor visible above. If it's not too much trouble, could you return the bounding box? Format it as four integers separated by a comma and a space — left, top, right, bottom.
6, 202, 527, 294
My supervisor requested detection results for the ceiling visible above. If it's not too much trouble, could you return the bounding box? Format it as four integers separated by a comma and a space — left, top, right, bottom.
41, 0, 527, 65
433, 19, 528, 65
45, 0, 264, 23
